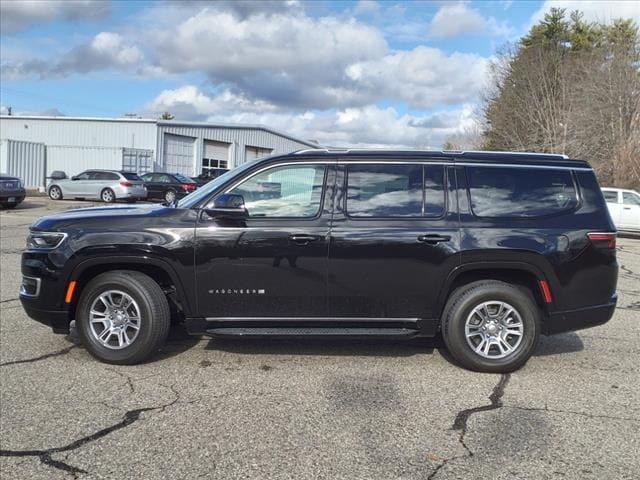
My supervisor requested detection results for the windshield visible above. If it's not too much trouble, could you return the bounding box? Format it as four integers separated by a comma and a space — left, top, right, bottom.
177, 158, 263, 208
122, 172, 142, 181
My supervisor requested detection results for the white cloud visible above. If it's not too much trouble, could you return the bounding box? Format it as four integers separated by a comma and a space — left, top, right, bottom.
0, 0, 109, 34
147, 8, 387, 109
147, 86, 477, 148
428, 2, 512, 39
2, 32, 146, 79
346, 46, 489, 108
531, 1, 640, 25
146, 85, 278, 118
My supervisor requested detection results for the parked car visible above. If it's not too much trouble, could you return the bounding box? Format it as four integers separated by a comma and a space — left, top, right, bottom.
20, 149, 617, 372
48, 170, 147, 203
0, 174, 26, 209
192, 168, 229, 187
140, 172, 197, 203
602, 187, 640, 232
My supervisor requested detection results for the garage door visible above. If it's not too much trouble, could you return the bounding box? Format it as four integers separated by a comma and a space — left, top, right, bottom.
202, 140, 230, 170
245, 145, 273, 162
164, 134, 195, 175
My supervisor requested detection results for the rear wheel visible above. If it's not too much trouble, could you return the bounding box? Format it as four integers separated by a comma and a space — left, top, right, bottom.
49, 185, 63, 200
164, 189, 176, 203
101, 188, 115, 203
76, 271, 170, 364
442, 280, 540, 373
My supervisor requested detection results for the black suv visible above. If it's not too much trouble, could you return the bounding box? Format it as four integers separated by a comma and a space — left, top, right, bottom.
20, 150, 618, 372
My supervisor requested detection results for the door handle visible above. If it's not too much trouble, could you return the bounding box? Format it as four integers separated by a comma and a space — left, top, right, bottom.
289, 234, 321, 245
623, 207, 631, 210
417, 234, 451, 245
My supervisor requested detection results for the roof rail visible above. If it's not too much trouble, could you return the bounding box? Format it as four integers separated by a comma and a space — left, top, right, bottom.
293, 148, 570, 160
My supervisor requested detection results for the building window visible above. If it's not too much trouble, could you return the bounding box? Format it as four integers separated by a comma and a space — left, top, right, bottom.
202, 140, 230, 174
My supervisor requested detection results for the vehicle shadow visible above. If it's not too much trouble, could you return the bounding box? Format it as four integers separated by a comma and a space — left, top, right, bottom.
3, 200, 47, 210
204, 336, 438, 357
533, 332, 584, 356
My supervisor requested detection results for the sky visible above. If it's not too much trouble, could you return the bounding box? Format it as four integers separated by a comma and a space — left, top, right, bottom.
1, 0, 639, 148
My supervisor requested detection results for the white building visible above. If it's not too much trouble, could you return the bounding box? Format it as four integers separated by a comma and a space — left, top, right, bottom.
0, 115, 318, 188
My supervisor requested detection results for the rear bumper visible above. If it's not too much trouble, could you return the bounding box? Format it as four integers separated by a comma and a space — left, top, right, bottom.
0, 191, 26, 204
20, 298, 70, 334
545, 295, 617, 335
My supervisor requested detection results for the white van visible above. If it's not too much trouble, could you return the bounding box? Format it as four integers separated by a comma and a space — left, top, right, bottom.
601, 187, 640, 232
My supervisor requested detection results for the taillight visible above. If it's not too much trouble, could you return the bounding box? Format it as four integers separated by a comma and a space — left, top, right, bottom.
587, 232, 616, 249
120, 181, 132, 187
182, 183, 196, 192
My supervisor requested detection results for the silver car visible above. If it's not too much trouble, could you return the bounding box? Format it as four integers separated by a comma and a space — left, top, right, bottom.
48, 170, 147, 203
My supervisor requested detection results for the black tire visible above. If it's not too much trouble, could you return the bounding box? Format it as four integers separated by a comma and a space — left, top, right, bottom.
76, 270, 170, 364
101, 188, 116, 203
49, 185, 63, 200
441, 280, 540, 373
164, 189, 177, 203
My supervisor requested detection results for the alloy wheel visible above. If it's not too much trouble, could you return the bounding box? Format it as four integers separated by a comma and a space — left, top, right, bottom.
464, 301, 524, 359
89, 290, 141, 349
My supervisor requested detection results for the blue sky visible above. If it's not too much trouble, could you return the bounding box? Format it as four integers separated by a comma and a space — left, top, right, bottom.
1, 0, 638, 147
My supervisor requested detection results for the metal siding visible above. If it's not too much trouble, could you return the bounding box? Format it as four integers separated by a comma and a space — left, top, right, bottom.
0, 140, 46, 188
46, 146, 122, 177
0, 117, 157, 150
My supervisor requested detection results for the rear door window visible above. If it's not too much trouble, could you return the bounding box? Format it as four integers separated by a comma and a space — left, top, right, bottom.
623, 192, 640, 206
603, 191, 619, 203
467, 166, 578, 218
346, 164, 445, 218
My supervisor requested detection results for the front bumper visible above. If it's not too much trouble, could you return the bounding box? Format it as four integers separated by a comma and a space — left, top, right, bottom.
20, 297, 71, 334
545, 295, 617, 335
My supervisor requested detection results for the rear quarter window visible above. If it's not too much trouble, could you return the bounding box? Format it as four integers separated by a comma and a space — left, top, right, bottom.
467, 166, 578, 218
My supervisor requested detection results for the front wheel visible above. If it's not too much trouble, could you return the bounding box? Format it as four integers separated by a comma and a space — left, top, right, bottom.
442, 280, 540, 373
76, 271, 171, 364
49, 185, 63, 200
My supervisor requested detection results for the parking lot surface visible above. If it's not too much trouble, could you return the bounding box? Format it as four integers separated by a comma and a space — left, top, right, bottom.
1, 198, 639, 479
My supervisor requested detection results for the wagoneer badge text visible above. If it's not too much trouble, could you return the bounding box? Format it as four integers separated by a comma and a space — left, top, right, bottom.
209, 289, 266, 295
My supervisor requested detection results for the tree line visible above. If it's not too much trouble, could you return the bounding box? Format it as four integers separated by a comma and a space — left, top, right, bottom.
446, 8, 639, 189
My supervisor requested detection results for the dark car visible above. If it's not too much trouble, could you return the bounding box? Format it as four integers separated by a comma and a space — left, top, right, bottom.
192, 168, 229, 187
19, 149, 618, 372
141, 172, 197, 203
0, 174, 26, 209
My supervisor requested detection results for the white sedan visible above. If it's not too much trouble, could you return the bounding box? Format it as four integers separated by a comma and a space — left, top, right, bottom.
602, 187, 640, 232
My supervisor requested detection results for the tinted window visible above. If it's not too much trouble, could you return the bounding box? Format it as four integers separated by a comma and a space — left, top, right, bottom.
95, 172, 119, 180
141, 173, 154, 181
623, 192, 640, 206
76, 172, 93, 180
424, 166, 446, 217
228, 164, 325, 218
347, 164, 445, 218
467, 167, 578, 218
603, 191, 618, 203
122, 172, 142, 181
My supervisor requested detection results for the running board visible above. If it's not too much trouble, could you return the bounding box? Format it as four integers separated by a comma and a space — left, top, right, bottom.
206, 327, 420, 338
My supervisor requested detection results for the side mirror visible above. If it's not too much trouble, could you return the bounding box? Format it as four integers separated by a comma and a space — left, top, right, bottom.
71, 176, 79, 181
204, 193, 247, 219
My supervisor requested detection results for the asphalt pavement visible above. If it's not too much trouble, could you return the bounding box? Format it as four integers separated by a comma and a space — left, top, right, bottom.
1, 198, 638, 479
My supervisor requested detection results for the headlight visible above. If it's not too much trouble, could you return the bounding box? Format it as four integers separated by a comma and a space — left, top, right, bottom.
26, 232, 67, 250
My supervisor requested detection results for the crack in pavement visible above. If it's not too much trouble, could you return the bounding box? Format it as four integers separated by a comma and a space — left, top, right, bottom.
104, 366, 136, 394
0, 384, 181, 477
0, 297, 20, 304
428, 374, 510, 479
0, 345, 77, 367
